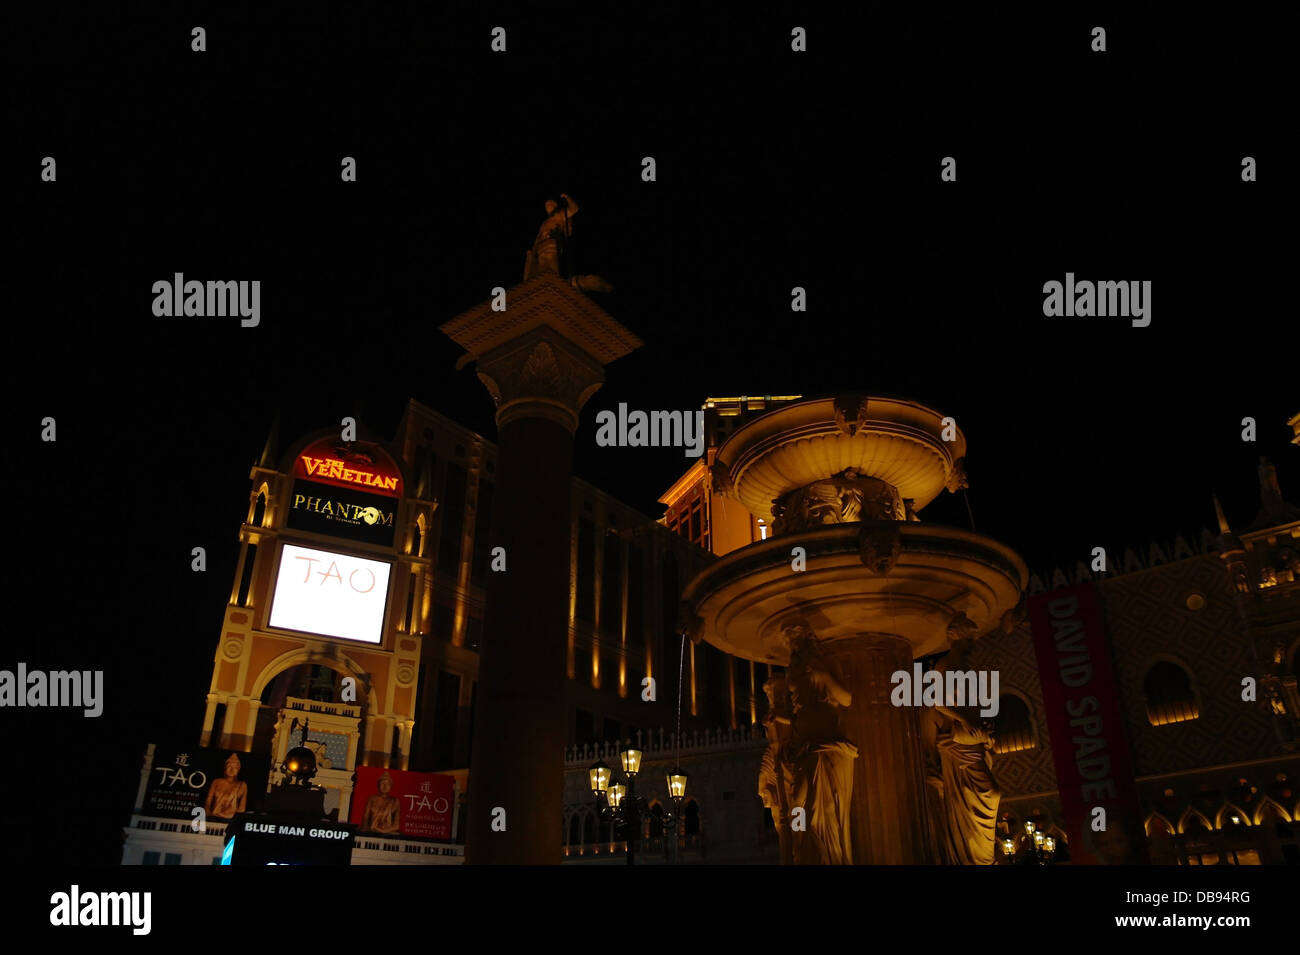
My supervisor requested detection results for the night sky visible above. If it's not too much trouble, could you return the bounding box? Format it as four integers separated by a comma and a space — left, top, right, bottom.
8, 6, 1294, 867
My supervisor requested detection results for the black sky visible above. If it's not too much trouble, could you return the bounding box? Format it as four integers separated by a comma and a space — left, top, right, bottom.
8, 5, 1295, 866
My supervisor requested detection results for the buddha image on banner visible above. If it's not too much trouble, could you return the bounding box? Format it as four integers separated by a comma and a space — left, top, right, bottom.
142, 748, 270, 821
351, 767, 455, 839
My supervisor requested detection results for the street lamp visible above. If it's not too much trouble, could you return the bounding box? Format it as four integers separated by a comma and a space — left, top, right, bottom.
608, 783, 627, 809
667, 767, 688, 802
1001, 819, 1057, 865
589, 760, 612, 797
589, 745, 688, 865
620, 745, 642, 777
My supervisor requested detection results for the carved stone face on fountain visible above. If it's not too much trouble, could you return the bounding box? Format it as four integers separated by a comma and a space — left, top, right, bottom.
770, 470, 905, 536
782, 623, 817, 658
858, 523, 902, 576
941, 634, 976, 671
763, 676, 790, 714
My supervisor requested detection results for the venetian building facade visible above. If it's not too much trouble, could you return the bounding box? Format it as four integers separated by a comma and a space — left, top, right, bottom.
123, 397, 760, 864
974, 454, 1300, 865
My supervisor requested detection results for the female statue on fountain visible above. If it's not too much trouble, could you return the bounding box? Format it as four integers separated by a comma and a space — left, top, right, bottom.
783, 625, 858, 865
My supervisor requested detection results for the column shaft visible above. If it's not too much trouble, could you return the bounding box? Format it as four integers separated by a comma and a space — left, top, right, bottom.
465, 416, 574, 863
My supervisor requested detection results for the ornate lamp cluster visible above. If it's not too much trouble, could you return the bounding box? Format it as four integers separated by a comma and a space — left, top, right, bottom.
588, 745, 688, 865
1001, 819, 1056, 865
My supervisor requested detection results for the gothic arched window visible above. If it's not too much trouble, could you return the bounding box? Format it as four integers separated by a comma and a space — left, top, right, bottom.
992, 694, 1035, 754
1143, 661, 1200, 726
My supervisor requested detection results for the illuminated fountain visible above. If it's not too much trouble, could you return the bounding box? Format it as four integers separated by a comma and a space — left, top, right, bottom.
680, 395, 1027, 864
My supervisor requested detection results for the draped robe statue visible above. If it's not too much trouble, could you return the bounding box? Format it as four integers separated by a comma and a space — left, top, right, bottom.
923, 637, 1000, 864
783, 626, 858, 864
758, 676, 795, 865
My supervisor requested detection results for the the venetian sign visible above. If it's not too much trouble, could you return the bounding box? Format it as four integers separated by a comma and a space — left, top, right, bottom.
292, 438, 403, 498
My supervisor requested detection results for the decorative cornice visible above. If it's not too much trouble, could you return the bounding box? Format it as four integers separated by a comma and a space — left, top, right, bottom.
440, 272, 642, 368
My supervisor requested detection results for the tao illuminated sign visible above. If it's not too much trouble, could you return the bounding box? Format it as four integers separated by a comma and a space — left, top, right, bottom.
269, 544, 391, 644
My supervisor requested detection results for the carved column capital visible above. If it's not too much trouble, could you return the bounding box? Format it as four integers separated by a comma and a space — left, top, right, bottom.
473, 326, 606, 434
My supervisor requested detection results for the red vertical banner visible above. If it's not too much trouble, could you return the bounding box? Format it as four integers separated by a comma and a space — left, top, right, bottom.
1028, 583, 1147, 864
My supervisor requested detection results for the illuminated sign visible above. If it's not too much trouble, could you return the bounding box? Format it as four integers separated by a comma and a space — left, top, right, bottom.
301, 456, 397, 491
141, 748, 270, 821
350, 767, 456, 840
222, 814, 356, 866
293, 438, 402, 498
268, 544, 391, 644
286, 480, 397, 546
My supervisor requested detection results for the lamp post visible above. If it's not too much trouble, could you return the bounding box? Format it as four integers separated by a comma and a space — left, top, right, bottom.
589, 745, 688, 865
1000, 819, 1057, 865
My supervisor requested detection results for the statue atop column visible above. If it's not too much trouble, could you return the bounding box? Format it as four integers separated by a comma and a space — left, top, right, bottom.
922, 635, 1001, 864
523, 193, 613, 292
782, 623, 858, 864
758, 675, 795, 865
525, 193, 578, 279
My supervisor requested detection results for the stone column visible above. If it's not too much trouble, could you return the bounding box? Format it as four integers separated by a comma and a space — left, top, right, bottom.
441, 274, 642, 864
822, 633, 932, 864
464, 328, 609, 864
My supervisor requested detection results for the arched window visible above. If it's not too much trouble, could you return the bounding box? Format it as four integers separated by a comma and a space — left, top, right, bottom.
992, 694, 1035, 754
582, 811, 597, 848
412, 513, 426, 558
1146, 814, 1174, 838
236, 543, 257, 606
648, 802, 664, 838
1218, 804, 1251, 830
211, 703, 227, 745
1255, 798, 1291, 826
1143, 661, 1200, 726
568, 814, 581, 848
252, 490, 267, 528
683, 799, 700, 835
308, 664, 339, 702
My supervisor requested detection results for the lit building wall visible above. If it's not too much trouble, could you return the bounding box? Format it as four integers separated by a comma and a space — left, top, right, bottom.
656, 396, 802, 731
392, 399, 727, 766
971, 520, 1300, 865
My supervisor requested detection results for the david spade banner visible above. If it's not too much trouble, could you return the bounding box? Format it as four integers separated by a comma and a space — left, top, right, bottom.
350, 767, 456, 840
1027, 583, 1146, 864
